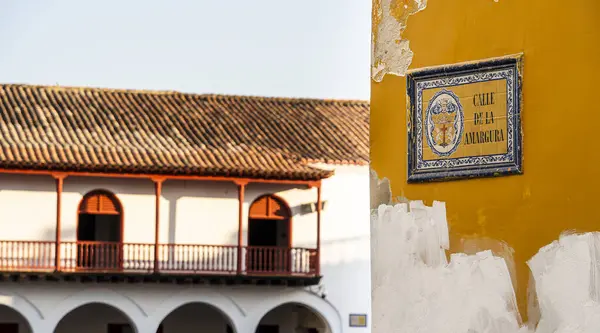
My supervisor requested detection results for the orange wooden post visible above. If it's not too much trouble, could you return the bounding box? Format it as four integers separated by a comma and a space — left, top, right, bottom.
53, 173, 66, 271
316, 182, 322, 276
235, 180, 247, 274
153, 178, 165, 273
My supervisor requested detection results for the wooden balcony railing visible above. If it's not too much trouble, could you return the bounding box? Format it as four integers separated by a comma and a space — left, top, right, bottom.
245, 246, 316, 275
0, 241, 318, 277
0, 241, 56, 271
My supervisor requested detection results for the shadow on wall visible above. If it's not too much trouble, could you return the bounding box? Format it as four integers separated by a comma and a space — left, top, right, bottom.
226, 228, 246, 246
33, 190, 240, 245
163, 192, 181, 245
41, 226, 76, 241
161, 180, 239, 245
289, 202, 323, 218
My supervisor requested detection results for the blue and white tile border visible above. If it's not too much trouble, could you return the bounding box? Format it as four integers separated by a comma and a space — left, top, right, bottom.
406, 54, 523, 183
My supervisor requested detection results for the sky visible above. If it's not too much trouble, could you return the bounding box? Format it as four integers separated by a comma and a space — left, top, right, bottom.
0, 0, 371, 100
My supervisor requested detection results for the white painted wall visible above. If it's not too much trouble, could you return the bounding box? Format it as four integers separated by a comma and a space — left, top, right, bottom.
314, 165, 371, 333
0, 283, 342, 333
0, 164, 370, 333
0, 174, 319, 248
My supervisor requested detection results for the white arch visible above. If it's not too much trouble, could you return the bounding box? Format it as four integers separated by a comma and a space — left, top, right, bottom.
149, 288, 245, 333
249, 290, 343, 333
0, 289, 43, 319
45, 288, 148, 333
0, 291, 41, 332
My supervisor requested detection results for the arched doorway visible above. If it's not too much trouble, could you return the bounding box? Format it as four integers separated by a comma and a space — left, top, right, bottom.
247, 195, 291, 274
157, 302, 235, 333
0, 305, 33, 333
53, 303, 137, 333
77, 190, 123, 270
255, 303, 330, 333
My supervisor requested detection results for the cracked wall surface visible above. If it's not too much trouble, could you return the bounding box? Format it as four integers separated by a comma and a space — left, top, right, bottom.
371, 0, 427, 82
369, 169, 392, 210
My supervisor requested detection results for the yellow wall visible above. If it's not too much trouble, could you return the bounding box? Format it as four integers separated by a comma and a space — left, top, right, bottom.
370, 0, 600, 319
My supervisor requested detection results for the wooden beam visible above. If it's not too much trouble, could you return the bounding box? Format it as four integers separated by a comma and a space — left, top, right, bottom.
235, 180, 248, 275
52, 173, 67, 271
0, 168, 324, 185
307, 181, 320, 189
152, 177, 166, 273
316, 182, 322, 276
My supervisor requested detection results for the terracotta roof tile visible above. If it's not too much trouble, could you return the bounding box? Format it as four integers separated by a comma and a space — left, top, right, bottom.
0, 84, 369, 181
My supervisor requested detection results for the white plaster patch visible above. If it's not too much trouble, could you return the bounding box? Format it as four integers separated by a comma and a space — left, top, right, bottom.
528, 232, 600, 333
371, 202, 523, 333
371, 0, 427, 82
371, 200, 600, 333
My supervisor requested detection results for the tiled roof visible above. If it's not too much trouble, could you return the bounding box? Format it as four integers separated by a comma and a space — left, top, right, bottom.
0, 84, 369, 181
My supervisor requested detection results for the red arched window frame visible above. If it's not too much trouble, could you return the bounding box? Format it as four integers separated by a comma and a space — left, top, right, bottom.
78, 190, 122, 215
248, 194, 292, 247
249, 194, 292, 220
77, 189, 124, 242
76, 189, 125, 271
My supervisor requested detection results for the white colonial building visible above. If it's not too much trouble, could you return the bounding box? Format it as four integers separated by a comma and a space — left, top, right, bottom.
0, 84, 370, 333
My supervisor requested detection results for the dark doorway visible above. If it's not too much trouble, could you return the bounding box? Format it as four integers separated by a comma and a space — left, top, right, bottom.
0, 323, 18, 333
78, 214, 121, 242
77, 190, 123, 270
107, 323, 133, 333
255, 325, 279, 333
248, 219, 278, 246
247, 195, 291, 274
157, 303, 233, 333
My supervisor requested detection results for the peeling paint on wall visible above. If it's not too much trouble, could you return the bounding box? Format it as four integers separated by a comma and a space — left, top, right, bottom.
369, 169, 392, 210
456, 236, 519, 293
371, 201, 523, 333
528, 232, 600, 333
371, 0, 427, 82
371, 201, 600, 332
